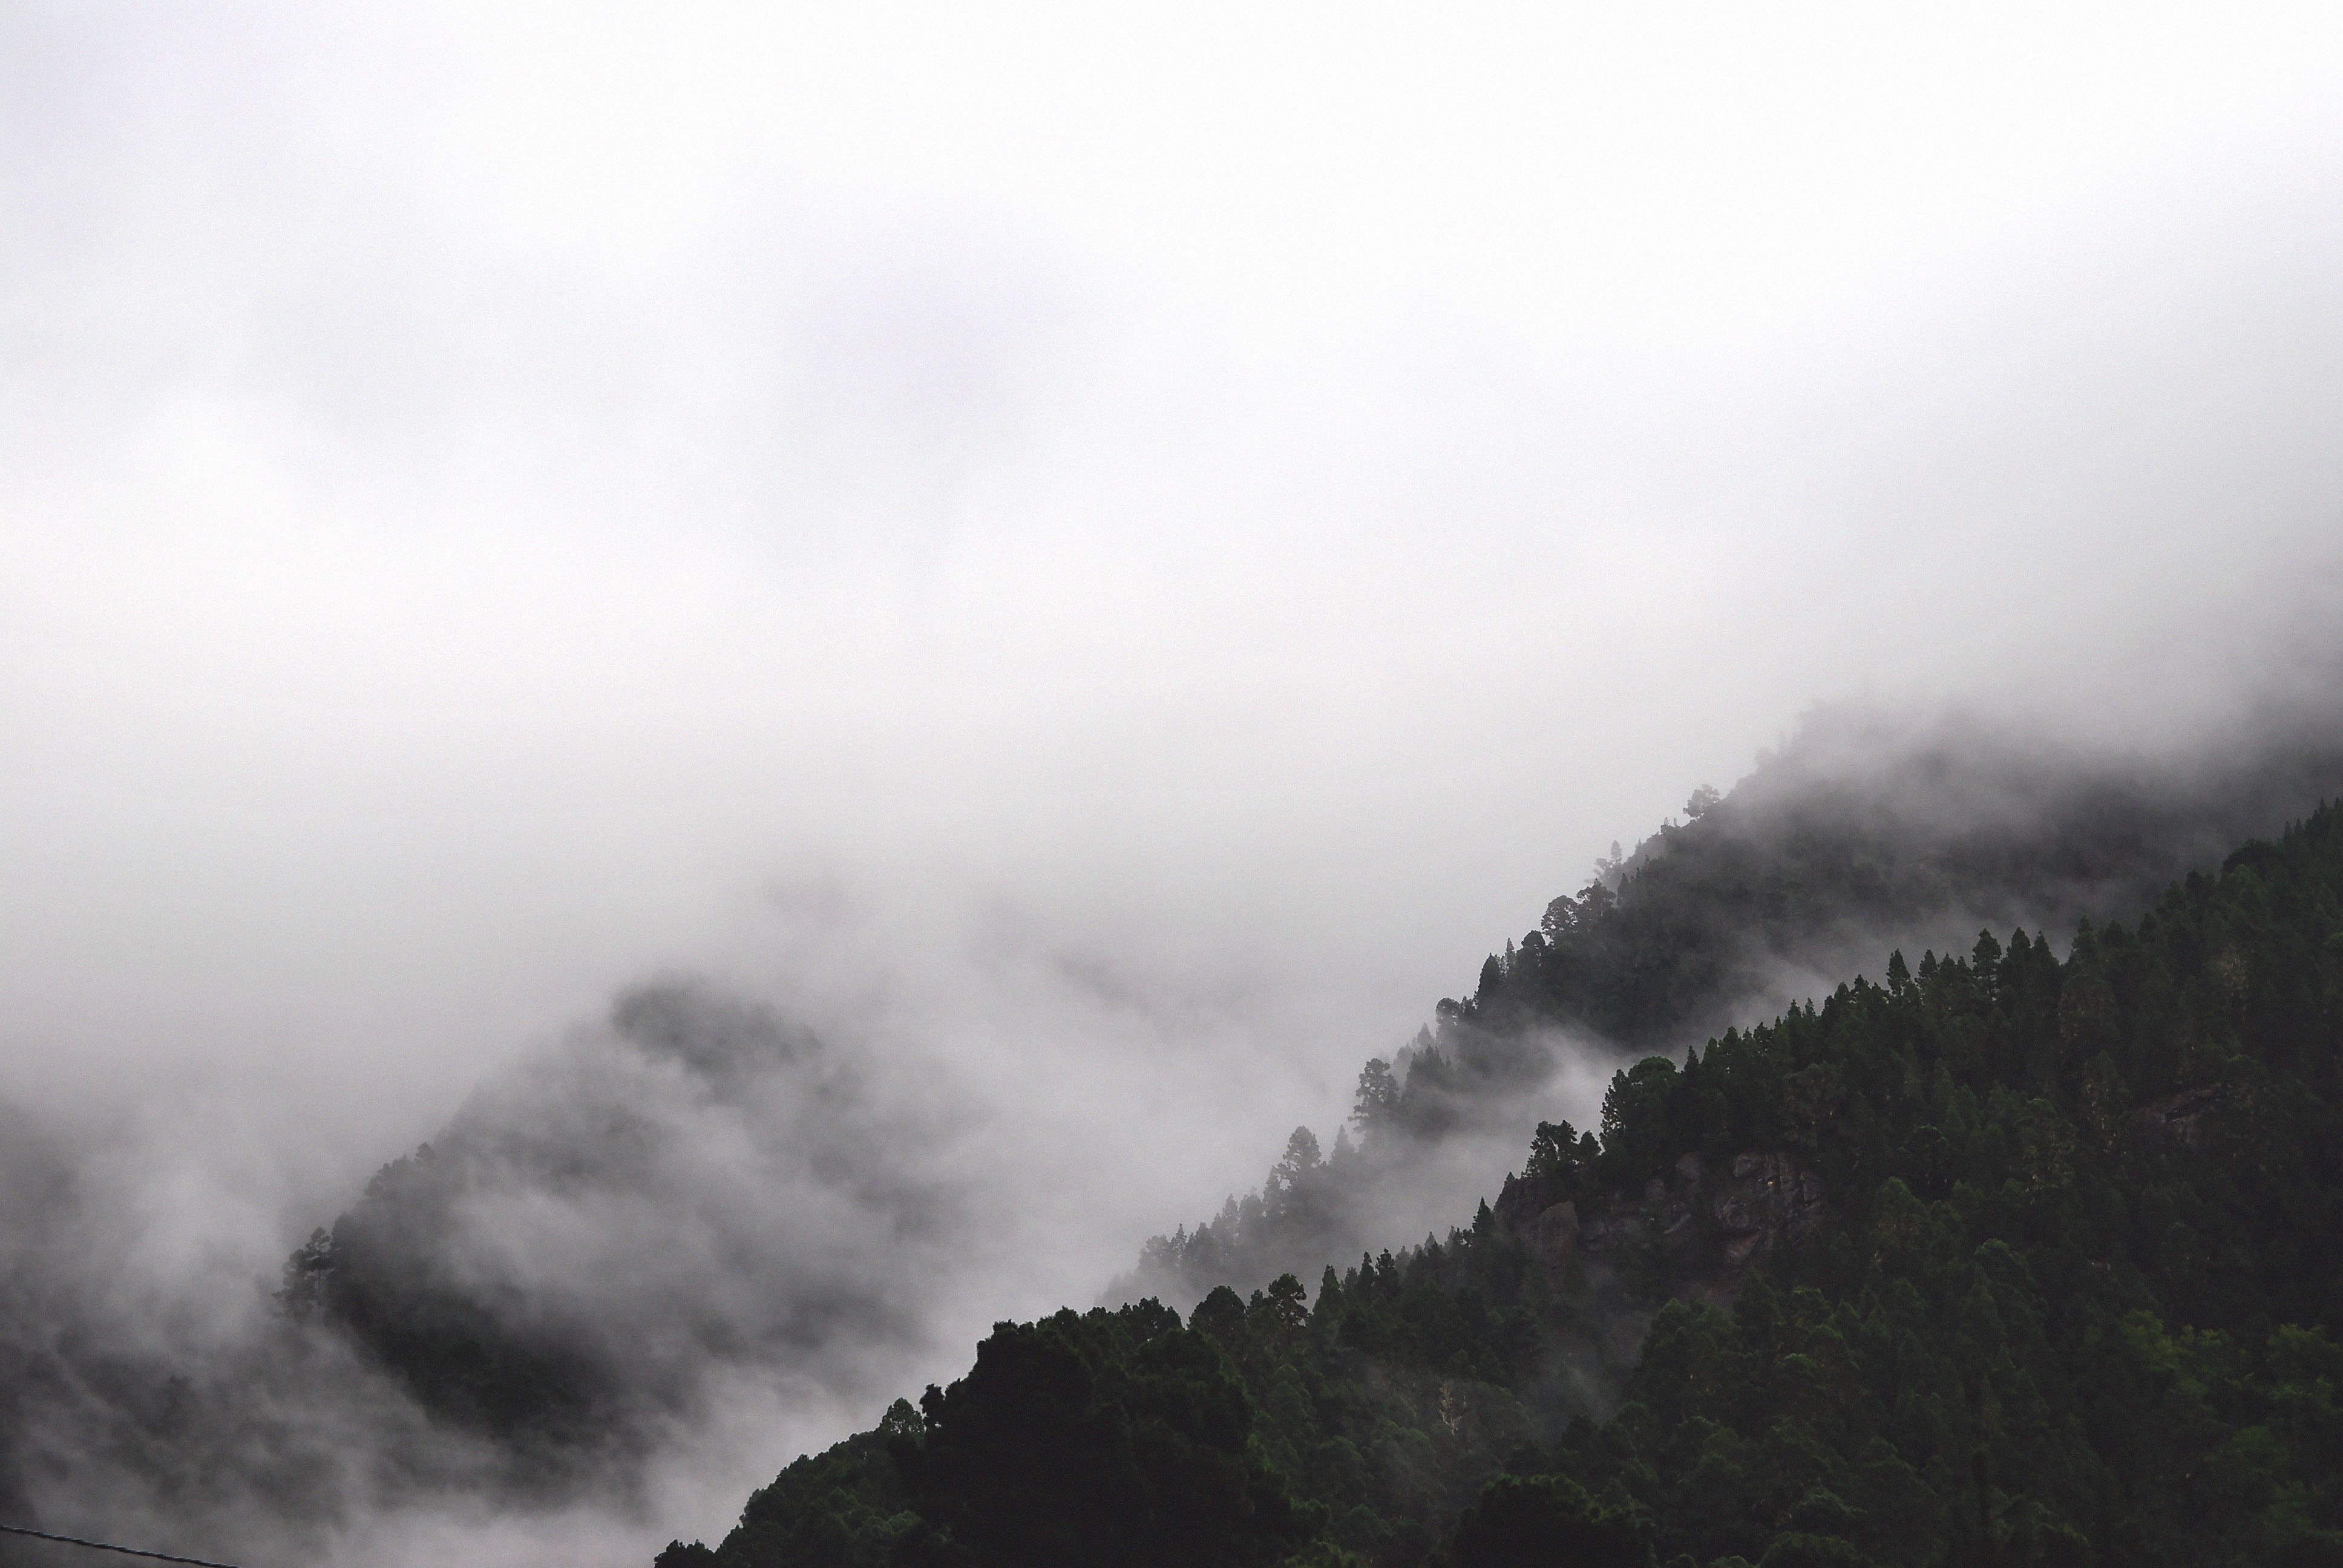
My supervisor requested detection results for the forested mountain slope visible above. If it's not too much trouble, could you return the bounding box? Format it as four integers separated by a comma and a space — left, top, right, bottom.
243, 703, 2343, 1485
1113, 703, 2343, 1308
672, 800, 2343, 1567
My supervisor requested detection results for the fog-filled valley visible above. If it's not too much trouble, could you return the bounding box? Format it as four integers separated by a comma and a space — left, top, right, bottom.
7, 5, 2343, 1566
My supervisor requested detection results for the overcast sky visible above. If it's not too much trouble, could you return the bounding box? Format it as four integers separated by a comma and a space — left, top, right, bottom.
6, 1, 2343, 1498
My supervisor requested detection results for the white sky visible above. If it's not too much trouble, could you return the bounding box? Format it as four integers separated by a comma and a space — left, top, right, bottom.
5, 0, 2343, 1344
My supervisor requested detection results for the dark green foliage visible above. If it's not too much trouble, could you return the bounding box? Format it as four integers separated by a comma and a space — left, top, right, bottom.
1528, 803, 2343, 1568
896, 1302, 1297, 1567
690, 800, 2343, 1567
687, 1303, 1302, 1568
1447, 1474, 1647, 1567
1119, 711, 2343, 1307
701, 1406, 922, 1566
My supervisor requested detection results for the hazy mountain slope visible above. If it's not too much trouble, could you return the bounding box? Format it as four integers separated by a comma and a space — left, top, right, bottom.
22, 693, 2324, 1528
266, 697, 2343, 1491
272, 982, 962, 1488
1111, 699, 2343, 1310
0, 1103, 497, 1566
0, 981, 966, 1558
13, 695, 2328, 1550
686, 799, 2343, 1568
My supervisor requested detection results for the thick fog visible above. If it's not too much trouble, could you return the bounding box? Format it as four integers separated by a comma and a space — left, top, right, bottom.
5, 5, 2343, 1564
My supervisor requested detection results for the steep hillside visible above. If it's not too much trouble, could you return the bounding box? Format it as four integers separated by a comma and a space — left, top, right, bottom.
245, 698, 2342, 1490
678, 800, 2343, 1567
1113, 702, 2343, 1307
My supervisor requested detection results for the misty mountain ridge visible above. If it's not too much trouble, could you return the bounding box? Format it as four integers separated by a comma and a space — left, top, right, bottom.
2, 694, 2340, 1565
675, 770, 2343, 1567
0, 980, 966, 1561
276, 696, 2343, 1486
276, 983, 954, 1471
1110, 697, 2343, 1310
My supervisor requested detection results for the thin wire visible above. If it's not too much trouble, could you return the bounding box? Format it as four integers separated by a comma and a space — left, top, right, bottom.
0, 1523, 251, 1568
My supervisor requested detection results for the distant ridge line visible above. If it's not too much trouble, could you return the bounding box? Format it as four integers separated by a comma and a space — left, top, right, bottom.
0, 1523, 252, 1568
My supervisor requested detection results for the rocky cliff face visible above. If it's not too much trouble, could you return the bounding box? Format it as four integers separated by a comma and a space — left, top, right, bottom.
1708, 1152, 1828, 1264
2134, 1085, 2226, 1149
1497, 1149, 1827, 1290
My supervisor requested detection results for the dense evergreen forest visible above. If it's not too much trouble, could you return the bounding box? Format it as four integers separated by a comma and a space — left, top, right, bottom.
663, 801, 2343, 1567
1113, 708, 2343, 1308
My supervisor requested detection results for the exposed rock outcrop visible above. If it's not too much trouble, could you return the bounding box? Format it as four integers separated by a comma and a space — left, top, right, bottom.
1498, 1149, 1826, 1284
1515, 1200, 1579, 1271
1711, 1152, 1826, 1266
2135, 1085, 2224, 1149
